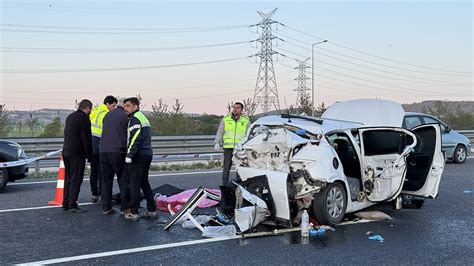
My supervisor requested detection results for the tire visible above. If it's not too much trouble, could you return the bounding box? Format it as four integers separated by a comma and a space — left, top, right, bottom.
0, 168, 8, 193
453, 145, 467, 164
312, 182, 347, 225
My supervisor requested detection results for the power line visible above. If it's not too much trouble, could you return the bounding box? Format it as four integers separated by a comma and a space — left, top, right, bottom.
1, 23, 251, 31
284, 25, 473, 75
315, 71, 472, 97
1, 56, 248, 73
1, 24, 250, 34
279, 41, 472, 84
279, 49, 471, 87
280, 36, 472, 77
277, 61, 471, 97
0, 41, 253, 53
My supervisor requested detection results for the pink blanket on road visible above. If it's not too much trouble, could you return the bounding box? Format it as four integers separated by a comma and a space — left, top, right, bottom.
155, 188, 221, 212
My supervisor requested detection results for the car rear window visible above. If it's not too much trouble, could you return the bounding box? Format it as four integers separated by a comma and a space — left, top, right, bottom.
404, 116, 422, 129
363, 130, 407, 156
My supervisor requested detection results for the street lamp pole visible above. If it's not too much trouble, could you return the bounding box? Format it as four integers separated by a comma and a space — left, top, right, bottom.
311, 40, 328, 117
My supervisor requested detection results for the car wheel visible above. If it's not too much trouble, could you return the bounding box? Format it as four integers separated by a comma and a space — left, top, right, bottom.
0, 168, 8, 193
312, 182, 347, 225
453, 145, 467, 164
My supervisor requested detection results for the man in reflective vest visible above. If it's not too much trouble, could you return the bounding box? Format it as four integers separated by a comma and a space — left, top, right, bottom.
123, 97, 156, 221
214, 102, 250, 185
89, 95, 117, 203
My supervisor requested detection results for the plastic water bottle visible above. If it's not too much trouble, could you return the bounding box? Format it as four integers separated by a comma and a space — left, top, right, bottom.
301, 209, 309, 237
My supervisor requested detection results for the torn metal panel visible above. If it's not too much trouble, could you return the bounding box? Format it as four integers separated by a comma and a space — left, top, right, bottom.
237, 167, 291, 223
237, 184, 268, 209
235, 206, 271, 232
164, 187, 220, 231
242, 128, 309, 172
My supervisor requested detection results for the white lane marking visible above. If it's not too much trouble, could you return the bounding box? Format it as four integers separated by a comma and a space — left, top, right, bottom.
0, 203, 94, 213
19, 237, 239, 265
9, 170, 233, 186
19, 228, 302, 265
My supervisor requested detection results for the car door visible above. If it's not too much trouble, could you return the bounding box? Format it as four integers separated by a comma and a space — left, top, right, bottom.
402, 124, 444, 198
421, 115, 454, 156
358, 128, 417, 202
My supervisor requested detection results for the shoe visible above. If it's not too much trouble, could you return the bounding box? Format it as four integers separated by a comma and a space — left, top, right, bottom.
140, 210, 158, 219
68, 207, 87, 213
103, 208, 116, 215
91, 195, 99, 203
124, 212, 140, 221
120, 208, 131, 216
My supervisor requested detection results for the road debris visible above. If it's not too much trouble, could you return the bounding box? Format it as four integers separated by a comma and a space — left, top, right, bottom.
354, 211, 392, 221
368, 235, 384, 242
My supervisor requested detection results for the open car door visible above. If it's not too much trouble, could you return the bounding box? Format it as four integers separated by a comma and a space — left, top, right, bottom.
359, 128, 417, 202
402, 124, 444, 198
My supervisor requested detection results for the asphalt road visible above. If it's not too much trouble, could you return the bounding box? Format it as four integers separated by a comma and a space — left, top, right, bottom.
1, 161, 473, 265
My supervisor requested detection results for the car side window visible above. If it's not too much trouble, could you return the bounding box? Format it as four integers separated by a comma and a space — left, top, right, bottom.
423, 116, 447, 131
404, 116, 422, 129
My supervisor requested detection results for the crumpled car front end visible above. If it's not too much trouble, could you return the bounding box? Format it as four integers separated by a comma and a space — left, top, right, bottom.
233, 118, 345, 227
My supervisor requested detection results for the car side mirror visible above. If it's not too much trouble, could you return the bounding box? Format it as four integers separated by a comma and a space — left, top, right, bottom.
445, 126, 451, 133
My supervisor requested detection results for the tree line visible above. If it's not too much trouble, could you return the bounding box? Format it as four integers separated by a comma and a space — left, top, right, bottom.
3, 97, 470, 138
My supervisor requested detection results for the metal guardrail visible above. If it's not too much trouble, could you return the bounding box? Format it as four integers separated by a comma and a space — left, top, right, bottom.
4, 135, 218, 177
5, 135, 217, 156
457, 130, 474, 143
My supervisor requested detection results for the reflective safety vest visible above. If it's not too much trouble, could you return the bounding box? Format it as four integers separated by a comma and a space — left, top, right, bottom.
223, 115, 250, 149
127, 111, 152, 156
90, 104, 109, 138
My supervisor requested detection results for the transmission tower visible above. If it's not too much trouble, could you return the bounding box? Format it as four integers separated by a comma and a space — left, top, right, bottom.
252, 8, 283, 114
293, 57, 310, 107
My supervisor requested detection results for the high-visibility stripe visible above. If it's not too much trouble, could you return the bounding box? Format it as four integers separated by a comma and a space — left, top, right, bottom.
127, 125, 141, 132
93, 110, 107, 126
57, 179, 64, 189
59, 160, 64, 169
92, 132, 101, 137
127, 129, 141, 154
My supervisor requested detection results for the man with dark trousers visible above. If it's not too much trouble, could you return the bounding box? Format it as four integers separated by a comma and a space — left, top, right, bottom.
89, 96, 117, 203
62, 99, 93, 213
123, 97, 156, 221
100, 98, 131, 215
213, 102, 250, 185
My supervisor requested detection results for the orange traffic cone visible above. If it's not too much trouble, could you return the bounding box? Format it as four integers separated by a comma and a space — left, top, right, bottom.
48, 155, 66, 206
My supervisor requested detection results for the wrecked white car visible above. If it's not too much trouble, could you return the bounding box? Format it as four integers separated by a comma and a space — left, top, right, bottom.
233, 99, 445, 226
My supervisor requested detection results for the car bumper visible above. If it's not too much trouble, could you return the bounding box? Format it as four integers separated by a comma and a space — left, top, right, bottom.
8, 164, 29, 181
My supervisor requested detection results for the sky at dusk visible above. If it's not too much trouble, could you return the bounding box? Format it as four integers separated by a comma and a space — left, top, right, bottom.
1, 0, 472, 115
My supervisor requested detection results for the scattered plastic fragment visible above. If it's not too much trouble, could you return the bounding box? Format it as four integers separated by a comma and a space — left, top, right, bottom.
317, 225, 335, 232
181, 215, 213, 229
464, 190, 472, 194
202, 225, 237, 238
309, 228, 326, 236
368, 235, 384, 242
354, 211, 392, 221
365, 231, 373, 235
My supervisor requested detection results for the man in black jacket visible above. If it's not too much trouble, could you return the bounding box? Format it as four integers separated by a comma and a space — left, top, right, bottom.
100, 98, 131, 215
62, 99, 93, 213
123, 97, 156, 221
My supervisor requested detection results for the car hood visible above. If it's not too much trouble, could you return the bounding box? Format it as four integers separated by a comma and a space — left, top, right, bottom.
322, 99, 405, 128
